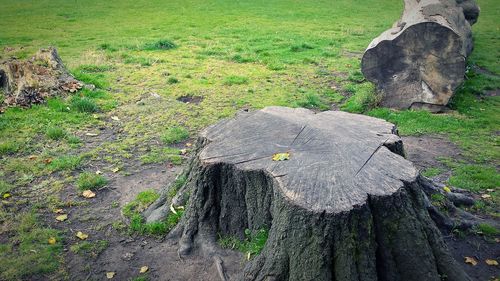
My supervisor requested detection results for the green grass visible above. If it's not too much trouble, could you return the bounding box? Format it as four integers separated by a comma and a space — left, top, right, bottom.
76, 172, 108, 190
161, 127, 189, 145
0, 141, 20, 155
46, 126, 67, 140
0, 180, 13, 194
142, 39, 177, 51
224, 75, 249, 85
48, 155, 82, 172
447, 164, 499, 192
70, 240, 109, 258
0, 212, 63, 280
139, 147, 183, 164
476, 223, 499, 237
122, 190, 183, 236
218, 228, 268, 259
421, 167, 444, 178
71, 96, 99, 113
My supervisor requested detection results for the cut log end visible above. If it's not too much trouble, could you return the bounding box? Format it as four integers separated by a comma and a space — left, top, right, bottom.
151, 107, 471, 281
362, 0, 479, 111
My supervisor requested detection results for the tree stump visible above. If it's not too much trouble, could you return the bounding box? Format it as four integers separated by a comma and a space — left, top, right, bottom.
0, 47, 82, 108
149, 107, 470, 281
361, 0, 479, 112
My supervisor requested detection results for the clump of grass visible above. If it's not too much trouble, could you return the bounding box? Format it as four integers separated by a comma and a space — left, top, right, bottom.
122, 190, 183, 236
421, 167, 444, 178
72, 70, 108, 89
97, 43, 117, 52
46, 127, 66, 140
224, 75, 249, 85
76, 172, 107, 191
232, 54, 253, 63
348, 70, 365, 83
340, 82, 378, 113
48, 155, 81, 171
161, 126, 189, 144
71, 96, 99, 113
294, 92, 329, 110
0, 180, 13, 194
167, 77, 179, 84
70, 240, 109, 258
168, 174, 187, 199
142, 39, 177, 50
218, 228, 268, 259
476, 223, 499, 236
0, 141, 20, 155
290, 43, 314, 52
140, 147, 183, 165
67, 135, 81, 144
448, 164, 499, 191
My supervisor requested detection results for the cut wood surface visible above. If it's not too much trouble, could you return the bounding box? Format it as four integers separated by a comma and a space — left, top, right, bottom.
148, 107, 471, 281
362, 0, 479, 111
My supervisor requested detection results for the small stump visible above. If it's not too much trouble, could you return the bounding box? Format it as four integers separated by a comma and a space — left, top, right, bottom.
150, 107, 470, 281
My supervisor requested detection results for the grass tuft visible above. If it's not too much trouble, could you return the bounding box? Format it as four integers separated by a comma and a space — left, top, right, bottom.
161, 127, 189, 144
46, 127, 67, 140
71, 96, 99, 113
224, 75, 249, 85
142, 39, 177, 50
218, 228, 268, 259
76, 172, 108, 191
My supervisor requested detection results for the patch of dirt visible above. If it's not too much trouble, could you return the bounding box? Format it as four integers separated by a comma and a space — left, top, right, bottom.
58, 162, 244, 280
402, 135, 462, 171
177, 95, 204, 105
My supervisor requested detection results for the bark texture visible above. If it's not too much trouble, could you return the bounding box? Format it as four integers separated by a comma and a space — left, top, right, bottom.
0, 47, 82, 108
361, 0, 479, 112
149, 107, 471, 281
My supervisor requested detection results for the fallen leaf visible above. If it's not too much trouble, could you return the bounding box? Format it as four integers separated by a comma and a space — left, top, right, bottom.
111, 116, 120, 121
464, 256, 478, 266
247, 252, 251, 260
92, 114, 99, 119
95, 170, 102, 175
28, 155, 38, 160
185, 142, 192, 147
139, 266, 149, 273
112, 167, 120, 173
180, 149, 187, 155
443, 186, 451, 193
486, 189, 494, 192
272, 152, 290, 161
55, 214, 68, 222
3, 193, 11, 199
54, 209, 64, 214
106, 272, 115, 279
76, 231, 88, 240
481, 194, 492, 199
48, 237, 57, 245
44, 158, 53, 164
86, 132, 99, 136
82, 190, 96, 198
486, 259, 498, 266
170, 203, 178, 215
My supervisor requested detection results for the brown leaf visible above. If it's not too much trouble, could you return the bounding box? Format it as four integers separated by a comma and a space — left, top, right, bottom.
44, 158, 53, 164
82, 190, 96, 198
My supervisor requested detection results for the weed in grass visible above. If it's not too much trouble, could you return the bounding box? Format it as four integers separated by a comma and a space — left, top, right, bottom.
48, 155, 81, 172
224, 75, 249, 86
218, 228, 268, 258
476, 223, 499, 236
142, 39, 177, 51
0, 141, 20, 155
46, 127, 66, 140
77, 172, 107, 191
161, 127, 189, 144
290, 43, 314, 52
71, 96, 99, 113
70, 240, 109, 258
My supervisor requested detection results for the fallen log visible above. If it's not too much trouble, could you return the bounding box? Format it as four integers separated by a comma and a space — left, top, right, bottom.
148, 107, 471, 281
361, 0, 480, 112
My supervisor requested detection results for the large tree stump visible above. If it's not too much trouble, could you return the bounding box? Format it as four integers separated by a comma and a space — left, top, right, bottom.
149, 107, 470, 281
361, 0, 479, 112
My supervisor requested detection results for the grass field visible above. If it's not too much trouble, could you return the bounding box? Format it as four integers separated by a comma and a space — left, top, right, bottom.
0, 0, 499, 279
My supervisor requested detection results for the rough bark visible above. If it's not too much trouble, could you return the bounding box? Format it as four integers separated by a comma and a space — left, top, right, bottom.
361, 0, 480, 112
0, 47, 82, 109
149, 107, 471, 281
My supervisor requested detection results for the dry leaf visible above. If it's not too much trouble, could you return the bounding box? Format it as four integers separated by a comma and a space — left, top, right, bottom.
464, 256, 478, 266
485, 259, 498, 266
443, 186, 451, 193
486, 189, 494, 192
481, 194, 492, 199
106, 272, 115, 279
55, 214, 68, 222
95, 170, 102, 175
272, 152, 290, 161
111, 116, 120, 121
185, 142, 192, 147
82, 190, 96, 198
247, 252, 251, 260
76, 231, 88, 240
48, 237, 56, 245
139, 266, 149, 273
54, 209, 64, 214
28, 155, 38, 160
44, 158, 53, 164
86, 132, 99, 136
3, 193, 11, 199
180, 149, 187, 155
170, 203, 178, 215
112, 167, 120, 173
